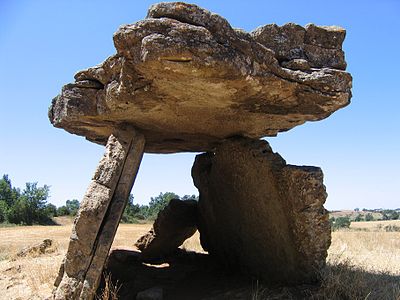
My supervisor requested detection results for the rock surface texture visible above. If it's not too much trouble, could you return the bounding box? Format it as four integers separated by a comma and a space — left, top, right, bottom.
49, 2, 352, 153
17, 239, 56, 257
192, 137, 331, 283
53, 127, 145, 299
135, 199, 198, 262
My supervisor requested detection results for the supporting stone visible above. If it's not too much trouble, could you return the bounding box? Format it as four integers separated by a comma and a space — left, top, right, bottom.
192, 137, 331, 284
135, 198, 198, 262
53, 127, 145, 300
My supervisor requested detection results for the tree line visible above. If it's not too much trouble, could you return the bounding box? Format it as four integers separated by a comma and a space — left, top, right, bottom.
0, 174, 197, 225
121, 192, 198, 223
0, 175, 54, 225
330, 208, 400, 231
0, 174, 79, 225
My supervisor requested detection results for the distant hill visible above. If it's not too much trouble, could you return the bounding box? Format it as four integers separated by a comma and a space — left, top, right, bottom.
330, 208, 400, 221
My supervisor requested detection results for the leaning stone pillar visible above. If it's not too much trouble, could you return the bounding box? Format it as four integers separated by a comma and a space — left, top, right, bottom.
53, 127, 145, 300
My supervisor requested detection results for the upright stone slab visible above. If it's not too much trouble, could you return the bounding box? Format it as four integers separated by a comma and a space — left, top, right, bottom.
192, 137, 331, 284
54, 127, 145, 300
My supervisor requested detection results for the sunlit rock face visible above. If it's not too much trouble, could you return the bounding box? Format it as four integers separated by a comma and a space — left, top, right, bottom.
49, 2, 352, 154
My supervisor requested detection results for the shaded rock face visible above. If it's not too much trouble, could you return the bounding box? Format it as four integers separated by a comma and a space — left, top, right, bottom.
135, 199, 198, 262
192, 137, 331, 284
49, 2, 352, 153
136, 286, 163, 300
99, 249, 254, 300
252, 23, 347, 70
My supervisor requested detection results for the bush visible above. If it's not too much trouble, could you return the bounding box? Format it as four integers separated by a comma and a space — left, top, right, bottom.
44, 203, 58, 218
365, 213, 374, 221
6, 182, 52, 225
57, 206, 70, 216
354, 214, 364, 222
0, 175, 56, 225
332, 217, 351, 231
384, 225, 400, 232
147, 192, 180, 219
121, 192, 199, 223
0, 200, 8, 223
0, 175, 20, 207
390, 211, 399, 220
56, 200, 80, 217
66, 199, 80, 216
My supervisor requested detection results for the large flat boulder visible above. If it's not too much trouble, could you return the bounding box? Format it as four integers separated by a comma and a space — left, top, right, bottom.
49, 2, 352, 153
191, 137, 331, 284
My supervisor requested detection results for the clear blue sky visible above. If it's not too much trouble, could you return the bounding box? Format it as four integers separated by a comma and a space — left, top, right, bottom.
1, 0, 399, 210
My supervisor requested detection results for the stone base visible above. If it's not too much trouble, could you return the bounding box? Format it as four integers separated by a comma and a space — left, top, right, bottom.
192, 137, 331, 284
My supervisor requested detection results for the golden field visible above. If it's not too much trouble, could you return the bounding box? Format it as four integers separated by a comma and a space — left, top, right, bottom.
0, 219, 399, 300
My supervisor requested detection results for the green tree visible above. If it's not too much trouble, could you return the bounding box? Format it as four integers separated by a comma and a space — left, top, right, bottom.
181, 194, 199, 201
390, 211, 399, 220
57, 205, 70, 216
55, 199, 80, 217
0, 175, 20, 207
332, 216, 351, 231
121, 194, 140, 223
121, 192, 199, 223
354, 214, 363, 222
66, 199, 80, 216
148, 192, 179, 218
7, 182, 50, 225
0, 200, 8, 223
44, 203, 58, 217
7, 197, 27, 224
122, 194, 158, 222
365, 213, 374, 222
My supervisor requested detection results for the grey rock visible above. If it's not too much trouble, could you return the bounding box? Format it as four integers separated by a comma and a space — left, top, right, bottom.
17, 239, 55, 257
136, 287, 163, 300
192, 137, 331, 284
251, 22, 347, 69
305, 23, 346, 49
281, 58, 311, 71
135, 199, 198, 262
49, 2, 352, 154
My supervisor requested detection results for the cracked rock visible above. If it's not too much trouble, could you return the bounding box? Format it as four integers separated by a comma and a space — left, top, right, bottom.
49, 2, 352, 153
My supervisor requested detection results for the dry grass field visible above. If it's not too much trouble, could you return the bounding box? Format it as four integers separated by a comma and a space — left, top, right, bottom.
0, 219, 399, 299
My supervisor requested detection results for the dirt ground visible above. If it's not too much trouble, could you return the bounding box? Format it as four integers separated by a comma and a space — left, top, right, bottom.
0, 219, 399, 299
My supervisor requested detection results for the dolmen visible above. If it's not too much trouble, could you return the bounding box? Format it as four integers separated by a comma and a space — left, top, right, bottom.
49, 2, 352, 299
